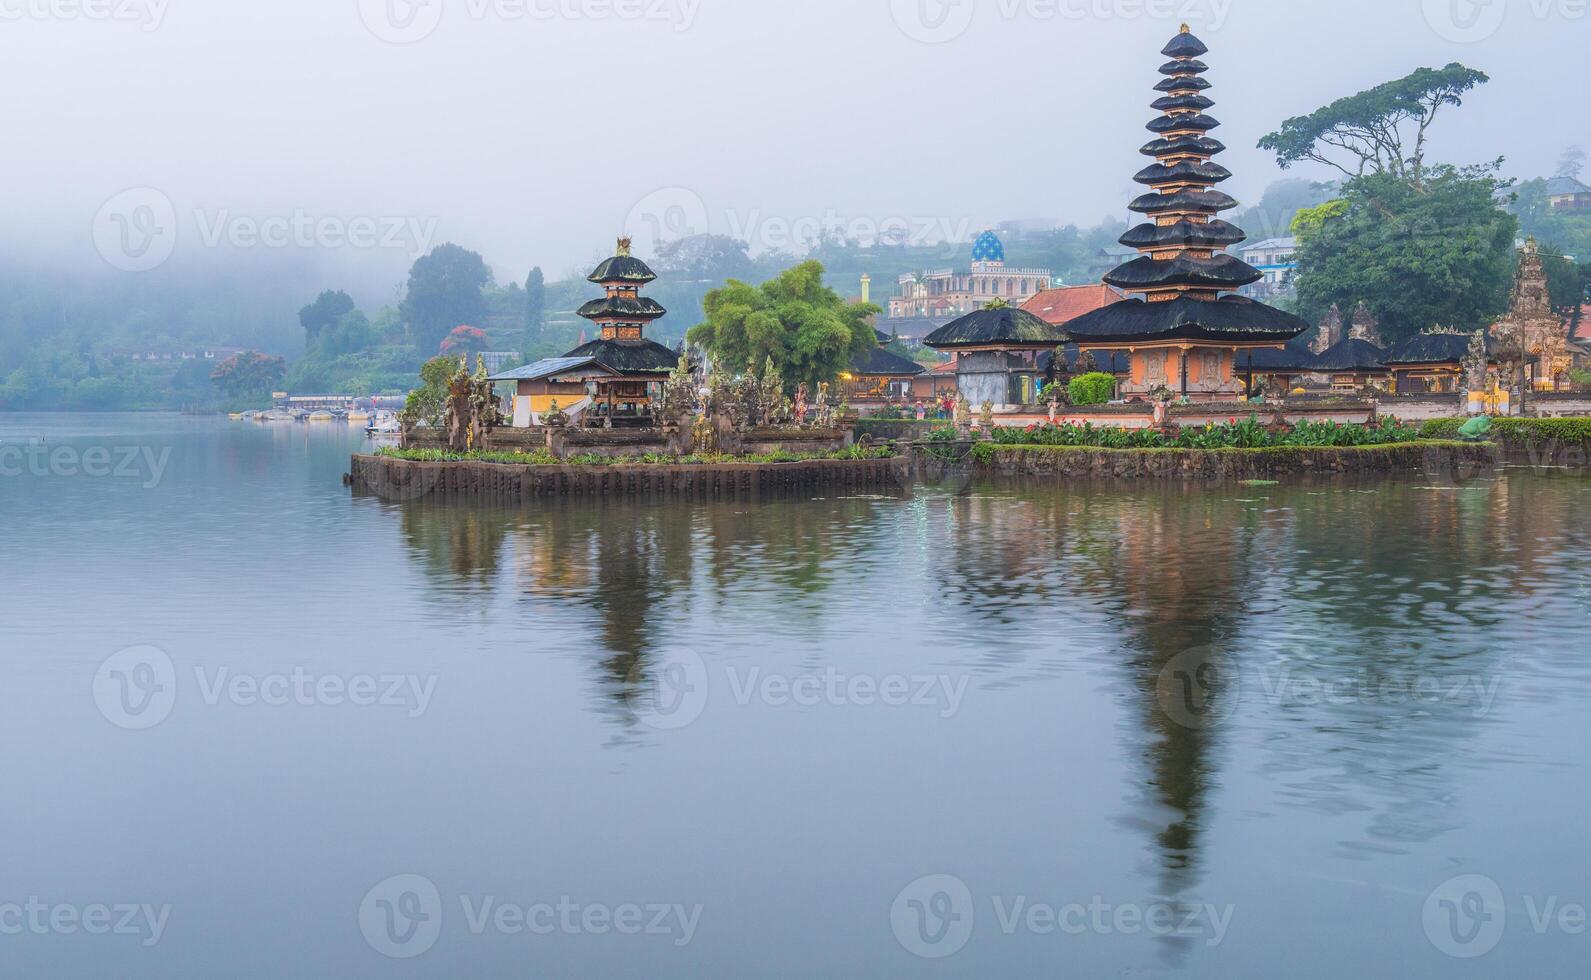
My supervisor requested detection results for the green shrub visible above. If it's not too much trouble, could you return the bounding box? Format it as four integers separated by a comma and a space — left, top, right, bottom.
987, 415, 1422, 451
1421, 417, 1591, 444
1067, 372, 1117, 406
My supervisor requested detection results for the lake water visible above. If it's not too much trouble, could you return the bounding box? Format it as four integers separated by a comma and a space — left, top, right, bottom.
3, 412, 1589, 978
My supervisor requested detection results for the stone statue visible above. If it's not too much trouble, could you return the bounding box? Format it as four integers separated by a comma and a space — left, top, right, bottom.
979, 400, 994, 432
794, 383, 809, 426
443, 355, 503, 451
657, 354, 697, 427
542, 398, 571, 429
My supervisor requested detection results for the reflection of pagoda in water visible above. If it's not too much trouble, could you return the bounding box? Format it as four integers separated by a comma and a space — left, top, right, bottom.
1066, 27, 1308, 400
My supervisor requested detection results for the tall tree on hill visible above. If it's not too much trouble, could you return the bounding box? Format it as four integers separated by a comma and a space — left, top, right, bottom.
399, 244, 492, 355
1259, 63, 1488, 190
1557, 145, 1586, 180
523, 266, 545, 337
298, 290, 356, 345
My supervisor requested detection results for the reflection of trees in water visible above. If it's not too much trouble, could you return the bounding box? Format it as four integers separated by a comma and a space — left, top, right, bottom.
1246, 477, 1544, 855
398, 500, 513, 594
922, 475, 1565, 964
497, 492, 901, 734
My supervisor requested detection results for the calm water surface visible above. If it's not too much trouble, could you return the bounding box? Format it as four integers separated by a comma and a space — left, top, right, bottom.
3, 413, 1589, 978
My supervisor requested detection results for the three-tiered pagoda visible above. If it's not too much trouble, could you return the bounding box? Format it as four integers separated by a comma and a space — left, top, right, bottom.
1065, 26, 1307, 400
489, 238, 680, 425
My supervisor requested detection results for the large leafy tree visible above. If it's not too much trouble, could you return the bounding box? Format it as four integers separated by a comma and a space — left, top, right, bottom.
687, 260, 878, 390
1259, 64, 1488, 189
399, 244, 492, 355
298, 290, 356, 345
1292, 168, 1517, 342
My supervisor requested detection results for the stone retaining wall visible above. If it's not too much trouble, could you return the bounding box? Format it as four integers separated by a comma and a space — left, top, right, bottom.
920, 441, 1496, 482
348, 454, 912, 501
403, 425, 849, 458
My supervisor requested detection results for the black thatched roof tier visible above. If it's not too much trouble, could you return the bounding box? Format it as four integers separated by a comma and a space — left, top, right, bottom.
1147, 112, 1219, 133
1104, 254, 1262, 292
852, 345, 924, 377
1313, 337, 1388, 372
1119, 219, 1245, 250
577, 295, 667, 321
1141, 134, 1226, 158
1162, 29, 1209, 58
1133, 160, 1231, 185
1154, 75, 1211, 93
923, 307, 1070, 349
563, 337, 680, 374
1236, 341, 1317, 372
1383, 332, 1478, 365
1129, 188, 1238, 215
1159, 58, 1208, 75
587, 254, 658, 285
1065, 296, 1309, 344
1151, 94, 1215, 113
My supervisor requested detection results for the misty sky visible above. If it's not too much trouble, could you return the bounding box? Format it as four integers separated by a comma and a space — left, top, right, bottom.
3, 0, 1585, 286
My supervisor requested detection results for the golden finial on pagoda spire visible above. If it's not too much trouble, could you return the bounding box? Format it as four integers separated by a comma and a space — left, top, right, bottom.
616, 236, 632, 257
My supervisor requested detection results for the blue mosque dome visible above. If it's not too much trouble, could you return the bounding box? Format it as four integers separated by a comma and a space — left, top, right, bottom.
971, 230, 1005, 264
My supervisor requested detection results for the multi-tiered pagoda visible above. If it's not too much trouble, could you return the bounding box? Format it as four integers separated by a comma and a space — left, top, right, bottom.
1066, 26, 1307, 400
488, 238, 680, 425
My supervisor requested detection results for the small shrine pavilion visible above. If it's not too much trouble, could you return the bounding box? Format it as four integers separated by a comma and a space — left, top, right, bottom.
1384, 331, 1478, 393
491, 238, 680, 426
1063, 27, 1308, 400
923, 302, 1072, 407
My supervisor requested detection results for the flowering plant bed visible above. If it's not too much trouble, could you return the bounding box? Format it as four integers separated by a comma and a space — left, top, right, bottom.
988, 415, 1421, 450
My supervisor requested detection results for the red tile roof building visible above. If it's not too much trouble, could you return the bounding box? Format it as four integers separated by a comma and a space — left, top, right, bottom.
1019, 284, 1126, 326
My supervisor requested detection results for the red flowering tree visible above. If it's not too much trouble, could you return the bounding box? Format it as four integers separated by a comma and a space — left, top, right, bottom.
439, 325, 488, 359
